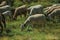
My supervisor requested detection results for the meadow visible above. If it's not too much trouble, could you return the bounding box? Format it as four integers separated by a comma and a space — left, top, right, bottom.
0, 0, 60, 40
0, 16, 60, 40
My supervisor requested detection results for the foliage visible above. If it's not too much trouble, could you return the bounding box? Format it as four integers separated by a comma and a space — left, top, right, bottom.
13, 0, 60, 8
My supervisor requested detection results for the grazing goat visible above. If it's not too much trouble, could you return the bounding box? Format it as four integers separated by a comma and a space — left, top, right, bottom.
27, 5, 44, 16
44, 4, 60, 15
2, 11, 13, 20
13, 5, 28, 20
0, 5, 11, 13
20, 14, 46, 31
48, 8, 60, 22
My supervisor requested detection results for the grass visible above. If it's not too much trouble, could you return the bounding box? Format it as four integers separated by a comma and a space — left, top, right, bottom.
0, 0, 60, 40
0, 16, 60, 40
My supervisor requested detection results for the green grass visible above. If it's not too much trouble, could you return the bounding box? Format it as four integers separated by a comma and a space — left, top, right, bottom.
13, 0, 55, 8
1, 0, 60, 40
0, 16, 60, 40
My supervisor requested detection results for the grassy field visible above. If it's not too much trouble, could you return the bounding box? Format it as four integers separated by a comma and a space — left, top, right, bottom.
0, 16, 60, 40
0, 0, 60, 40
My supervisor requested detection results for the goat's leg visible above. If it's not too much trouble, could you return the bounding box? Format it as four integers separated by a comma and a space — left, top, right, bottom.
41, 23, 46, 32
2, 20, 6, 30
9, 15, 13, 21
2, 15, 6, 29
13, 14, 17, 20
24, 13, 26, 17
0, 23, 3, 34
21, 19, 30, 31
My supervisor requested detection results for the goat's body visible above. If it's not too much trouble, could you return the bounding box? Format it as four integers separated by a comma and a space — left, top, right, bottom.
28, 5, 43, 16
13, 5, 27, 20
20, 14, 46, 31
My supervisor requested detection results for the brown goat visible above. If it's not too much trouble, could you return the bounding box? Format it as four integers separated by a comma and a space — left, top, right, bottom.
13, 5, 28, 20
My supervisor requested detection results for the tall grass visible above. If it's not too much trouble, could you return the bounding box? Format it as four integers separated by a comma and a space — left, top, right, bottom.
3, 16, 60, 40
